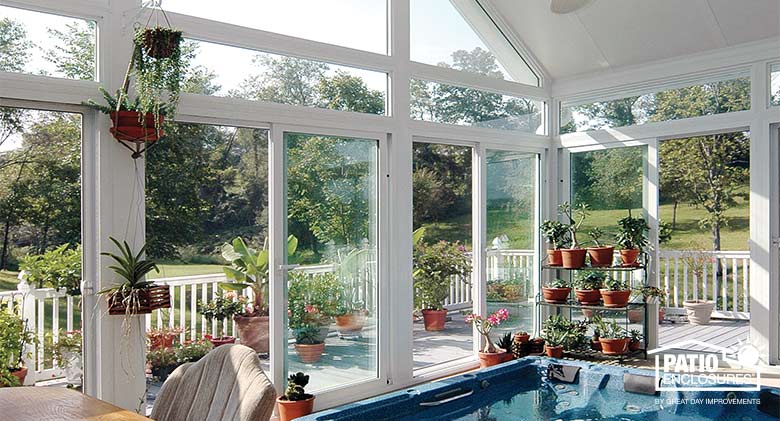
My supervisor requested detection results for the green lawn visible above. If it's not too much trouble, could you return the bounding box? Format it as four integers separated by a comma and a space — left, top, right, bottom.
0, 270, 18, 290
148, 263, 224, 279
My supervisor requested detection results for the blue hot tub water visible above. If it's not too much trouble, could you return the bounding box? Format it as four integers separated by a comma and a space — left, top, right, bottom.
303, 357, 780, 420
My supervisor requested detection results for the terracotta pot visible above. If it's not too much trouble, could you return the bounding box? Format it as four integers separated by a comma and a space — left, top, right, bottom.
277, 395, 315, 421
529, 338, 545, 354
599, 338, 629, 355
513, 332, 530, 344
234, 315, 269, 354
582, 308, 594, 319
9, 367, 27, 386
629, 340, 641, 352
547, 249, 563, 266
587, 246, 615, 267
628, 309, 643, 323
545, 345, 564, 358
150, 334, 176, 351
600, 289, 631, 308
620, 249, 641, 266
574, 289, 601, 305
421, 309, 447, 331
560, 248, 587, 269
542, 287, 571, 304
500, 352, 514, 363
109, 111, 164, 143
208, 336, 236, 347
295, 342, 325, 363
335, 312, 367, 334
683, 300, 715, 325
659, 308, 666, 324
590, 339, 602, 351
478, 349, 508, 368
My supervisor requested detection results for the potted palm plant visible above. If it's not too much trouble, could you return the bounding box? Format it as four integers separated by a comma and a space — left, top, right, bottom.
198, 291, 246, 347
277, 372, 315, 421
586, 228, 614, 267
615, 216, 648, 266
0, 309, 35, 386
466, 308, 510, 367
573, 271, 605, 305
98, 237, 170, 317
221, 235, 298, 354
558, 202, 589, 269
413, 230, 471, 331
542, 279, 571, 304
600, 277, 632, 308
540, 220, 569, 266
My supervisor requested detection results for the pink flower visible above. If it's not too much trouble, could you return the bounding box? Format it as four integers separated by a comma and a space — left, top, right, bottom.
488, 315, 499, 325
464, 314, 476, 324
305, 305, 318, 314
225, 291, 236, 300
496, 308, 509, 321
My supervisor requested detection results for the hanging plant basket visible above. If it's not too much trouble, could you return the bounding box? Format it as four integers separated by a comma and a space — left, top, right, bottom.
139, 27, 182, 59
109, 111, 164, 143
108, 285, 171, 315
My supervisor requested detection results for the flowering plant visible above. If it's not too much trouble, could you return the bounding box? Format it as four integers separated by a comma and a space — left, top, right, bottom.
466, 308, 509, 353
413, 236, 472, 311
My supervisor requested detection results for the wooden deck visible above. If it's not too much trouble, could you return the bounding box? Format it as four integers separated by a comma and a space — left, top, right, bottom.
658, 318, 750, 351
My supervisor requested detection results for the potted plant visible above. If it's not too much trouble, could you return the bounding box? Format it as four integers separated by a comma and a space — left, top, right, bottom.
333, 282, 369, 334
595, 318, 628, 355
147, 327, 184, 351
18, 244, 82, 296
147, 347, 178, 382
0, 309, 35, 386
511, 332, 531, 358
542, 279, 571, 304
98, 237, 170, 317
540, 220, 569, 267
496, 332, 514, 362
628, 329, 643, 352
615, 216, 648, 267
50, 330, 82, 385
590, 327, 601, 351
683, 300, 715, 325
175, 339, 213, 364
466, 308, 510, 368
198, 291, 246, 347
573, 271, 605, 305
277, 372, 315, 421
558, 202, 590, 269
413, 231, 472, 331
84, 87, 169, 144
542, 329, 567, 358
221, 235, 298, 354
586, 228, 614, 267
529, 337, 545, 354
640, 286, 667, 323
600, 277, 631, 308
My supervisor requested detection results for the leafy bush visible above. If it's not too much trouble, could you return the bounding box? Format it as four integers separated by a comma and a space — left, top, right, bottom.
49, 330, 81, 369
573, 271, 606, 290
147, 347, 177, 369
603, 277, 628, 291
0, 308, 35, 386
615, 216, 648, 250
486, 279, 522, 301
19, 244, 82, 295
175, 340, 213, 364
413, 236, 471, 311
288, 271, 340, 329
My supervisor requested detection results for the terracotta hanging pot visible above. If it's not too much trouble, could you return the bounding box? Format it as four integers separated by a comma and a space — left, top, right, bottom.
587, 246, 614, 267
560, 249, 587, 269
547, 249, 563, 266
109, 111, 164, 143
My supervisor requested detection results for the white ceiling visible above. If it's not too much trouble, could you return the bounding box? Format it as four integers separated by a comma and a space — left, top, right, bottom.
490, 0, 780, 80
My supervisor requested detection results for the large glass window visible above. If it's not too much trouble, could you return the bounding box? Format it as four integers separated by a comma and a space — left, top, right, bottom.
771, 63, 780, 107
165, 0, 387, 54
284, 132, 379, 392
411, 79, 544, 133
486, 150, 537, 337
410, 0, 539, 85
412, 142, 473, 369
182, 39, 387, 115
0, 6, 96, 80
561, 76, 751, 133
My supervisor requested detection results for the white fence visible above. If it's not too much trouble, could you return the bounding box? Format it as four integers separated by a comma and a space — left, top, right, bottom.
0, 248, 751, 384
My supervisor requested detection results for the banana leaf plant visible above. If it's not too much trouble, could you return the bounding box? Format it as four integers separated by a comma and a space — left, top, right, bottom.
98, 237, 160, 315
220, 236, 298, 317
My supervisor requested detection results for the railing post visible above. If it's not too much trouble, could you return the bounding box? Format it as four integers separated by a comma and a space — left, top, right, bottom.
17, 276, 36, 385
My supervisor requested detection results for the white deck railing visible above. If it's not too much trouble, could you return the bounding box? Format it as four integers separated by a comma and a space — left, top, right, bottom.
0, 248, 750, 384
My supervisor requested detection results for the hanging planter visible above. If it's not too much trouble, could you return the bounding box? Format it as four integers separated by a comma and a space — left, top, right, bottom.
139, 26, 182, 59
109, 111, 164, 143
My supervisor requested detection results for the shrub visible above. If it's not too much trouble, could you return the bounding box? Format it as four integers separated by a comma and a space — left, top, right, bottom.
413, 238, 471, 310
175, 340, 213, 364
19, 244, 82, 295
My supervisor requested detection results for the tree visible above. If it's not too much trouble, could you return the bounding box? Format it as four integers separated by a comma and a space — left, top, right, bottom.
318, 70, 384, 114
43, 21, 95, 80
587, 148, 643, 215
234, 55, 326, 106
0, 18, 31, 72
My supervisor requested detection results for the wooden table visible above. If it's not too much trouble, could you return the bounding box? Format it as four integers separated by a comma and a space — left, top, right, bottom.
0, 387, 150, 420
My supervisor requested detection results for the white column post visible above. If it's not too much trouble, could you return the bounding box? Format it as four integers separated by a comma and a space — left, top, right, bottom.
644, 139, 660, 350
472, 144, 488, 353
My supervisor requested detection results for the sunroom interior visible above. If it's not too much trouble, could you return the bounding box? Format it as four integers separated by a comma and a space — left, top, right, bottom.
0, 0, 779, 418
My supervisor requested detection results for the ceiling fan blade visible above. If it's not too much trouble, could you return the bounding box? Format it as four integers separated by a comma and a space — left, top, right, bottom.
550, 0, 592, 14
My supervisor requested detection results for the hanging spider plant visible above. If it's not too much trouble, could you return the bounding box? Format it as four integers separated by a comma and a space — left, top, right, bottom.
99, 237, 167, 317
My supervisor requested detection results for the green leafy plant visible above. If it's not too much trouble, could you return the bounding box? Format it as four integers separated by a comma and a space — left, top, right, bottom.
197, 291, 247, 337
82, 86, 169, 116
413, 230, 472, 311
588, 228, 605, 247
132, 26, 184, 133
146, 347, 177, 369
540, 220, 569, 250
615, 216, 649, 250
573, 271, 606, 290
49, 330, 82, 369
542, 315, 589, 350
282, 372, 312, 401
638, 285, 666, 305
545, 278, 569, 288
558, 202, 589, 248
629, 329, 643, 343
175, 340, 213, 364
19, 244, 82, 295
593, 317, 626, 340
288, 271, 339, 329
221, 236, 298, 317
98, 237, 159, 315
496, 331, 513, 351
0, 307, 36, 386
603, 277, 628, 291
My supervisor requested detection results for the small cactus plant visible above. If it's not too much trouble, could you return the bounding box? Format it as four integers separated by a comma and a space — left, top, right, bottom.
283, 372, 311, 401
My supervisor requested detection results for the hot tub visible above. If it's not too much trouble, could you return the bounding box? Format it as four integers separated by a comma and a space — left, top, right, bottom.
301, 357, 780, 420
